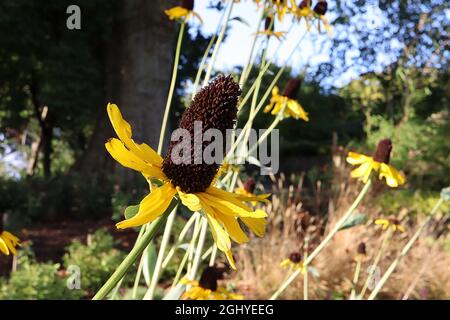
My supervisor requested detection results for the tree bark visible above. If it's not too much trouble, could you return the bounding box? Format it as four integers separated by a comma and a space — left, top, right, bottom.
74, 0, 178, 186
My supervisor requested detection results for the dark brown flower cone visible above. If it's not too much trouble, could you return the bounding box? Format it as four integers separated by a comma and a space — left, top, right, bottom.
289, 252, 302, 263
282, 78, 302, 99
181, 0, 194, 11
243, 178, 256, 193
199, 266, 224, 291
265, 15, 275, 32
298, 0, 312, 9
372, 139, 392, 164
357, 242, 366, 255
162, 75, 241, 193
313, 0, 328, 15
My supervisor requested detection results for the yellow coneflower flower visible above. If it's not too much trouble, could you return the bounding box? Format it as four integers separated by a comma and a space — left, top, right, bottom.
346, 139, 406, 188
294, 0, 313, 30
165, 0, 203, 23
375, 217, 406, 233
235, 178, 270, 207
255, 15, 287, 40
280, 252, 306, 272
181, 266, 243, 300
264, 78, 309, 121
106, 76, 268, 269
0, 216, 20, 256
312, 0, 332, 35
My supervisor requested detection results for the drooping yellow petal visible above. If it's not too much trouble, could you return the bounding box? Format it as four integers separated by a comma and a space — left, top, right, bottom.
350, 159, 374, 183
0, 238, 9, 255
346, 152, 371, 165
107, 103, 162, 166
198, 192, 266, 218
105, 138, 165, 179
379, 163, 406, 188
116, 182, 177, 229
280, 258, 291, 268
177, 188, 203, 211
164, 6, 189, 20
241, 214, 267, 237
204, 213, 236, 269
215, 213, 249, 244
287, 100, 309, 121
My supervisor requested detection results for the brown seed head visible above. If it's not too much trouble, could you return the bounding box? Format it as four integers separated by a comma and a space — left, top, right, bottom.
162, 75, 241, 193
372, 139, 392, 164
198, 266, 224, 291
265, 15, 275, 32
388, 216, 400, 226
282, 78, 302, 99
298, 0, 312, 9
243, 178, 256, 193
313, 0, 328, 15
289, 252, 302, 263
181, 0, 194, 11
357, 242, 366, 255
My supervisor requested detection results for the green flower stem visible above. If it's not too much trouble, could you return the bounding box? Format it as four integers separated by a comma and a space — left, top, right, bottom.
247, 114, 282, 157
239, 10, 265, 87
359, 228, 392, 298
92, 202, 177, 300
303, 240, 309, 300
349, 255, 363, 300
162, 212, 199, 269
131, 227, 148, 299
191, 33, 216, 98
209, 245, 218, 266
201, 1, 234, 87
157, 21, 185, 154
144, 205, 178, 300
270, 180, 373, 300
368, 198, 445, 300
189, 217, 208, 279
171, 213, 202, 288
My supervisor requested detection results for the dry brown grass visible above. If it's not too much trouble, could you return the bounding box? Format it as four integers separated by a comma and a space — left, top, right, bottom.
232, 151, 450, 300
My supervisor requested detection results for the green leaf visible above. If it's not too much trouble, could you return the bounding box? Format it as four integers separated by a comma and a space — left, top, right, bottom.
124, 205, 139, 219
338, 213, 367, 231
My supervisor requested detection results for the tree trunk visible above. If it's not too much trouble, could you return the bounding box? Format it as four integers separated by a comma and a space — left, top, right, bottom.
74, 0, 178, 186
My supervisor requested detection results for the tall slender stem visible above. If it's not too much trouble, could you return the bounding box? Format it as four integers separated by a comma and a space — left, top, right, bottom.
359, 228, 392, 298
349, 256, 363, 300
189, 217, 208, 279
270, 180, 372, 300
143, 205, 178, 300
158, 22, 185, 154
368, 198, 444, 300
92, 202, 177, 300
202, 1, 234, 86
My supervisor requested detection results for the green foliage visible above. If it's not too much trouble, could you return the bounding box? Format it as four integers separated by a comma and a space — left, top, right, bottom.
376, 190, 449, 217
0, 245, 83, 300
0, 174, 113, 228
62, 229, 129, 295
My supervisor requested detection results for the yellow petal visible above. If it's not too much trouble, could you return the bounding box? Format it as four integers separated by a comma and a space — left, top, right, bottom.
177, 188, 203, 212
346, 152, 370, 165
379, 163, 406, 188
0, 238, 9, 255
164, 6, 189, 20
105, 138, 165, 179
287, 100, 309, 121
107, 103, 162, 166
350, 160, 374, 183
198, 192, 266, 218
215, 213, 249, 244
205, 213, 236, 269
241, 214, 267, 237
116, 183, 176, 229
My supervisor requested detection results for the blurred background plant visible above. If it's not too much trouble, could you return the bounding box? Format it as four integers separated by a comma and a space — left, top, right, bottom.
0, 0, 448, 300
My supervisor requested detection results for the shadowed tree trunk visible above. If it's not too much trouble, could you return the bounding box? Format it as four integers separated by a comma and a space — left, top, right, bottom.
74, 0, 178, 187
